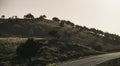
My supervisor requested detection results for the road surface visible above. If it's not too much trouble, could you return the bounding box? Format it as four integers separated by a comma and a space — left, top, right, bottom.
57, 52, 120, 66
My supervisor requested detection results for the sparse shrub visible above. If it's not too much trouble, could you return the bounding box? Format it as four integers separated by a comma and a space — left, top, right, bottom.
52, 17, 60, 22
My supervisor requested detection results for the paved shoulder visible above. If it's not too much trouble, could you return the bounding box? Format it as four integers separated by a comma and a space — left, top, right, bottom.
57, 52, 120, 66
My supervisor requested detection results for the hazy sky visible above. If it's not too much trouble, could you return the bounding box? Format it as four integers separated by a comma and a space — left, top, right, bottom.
0, 0, 120, 35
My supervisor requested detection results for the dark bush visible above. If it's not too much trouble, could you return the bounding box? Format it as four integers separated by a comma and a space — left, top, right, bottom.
52, 17, 60, 22
16, 39, 41, 60
48, 30, 60, 38
24, 13, 34, 19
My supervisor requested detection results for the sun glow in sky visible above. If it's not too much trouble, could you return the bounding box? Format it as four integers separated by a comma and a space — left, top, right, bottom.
0, 0, 120, 35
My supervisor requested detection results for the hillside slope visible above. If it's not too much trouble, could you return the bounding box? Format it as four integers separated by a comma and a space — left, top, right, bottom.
0, 18, 120, 52
0, 17, 120, 66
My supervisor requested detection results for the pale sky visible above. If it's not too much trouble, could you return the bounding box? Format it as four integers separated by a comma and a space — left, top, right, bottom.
0, 0, 120, 35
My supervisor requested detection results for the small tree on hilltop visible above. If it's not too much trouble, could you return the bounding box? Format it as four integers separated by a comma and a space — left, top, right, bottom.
24, 13, 34, 19
1, 15, 5, 19
14, 16, 18, 19
52, 17, 60, 22
39, 15, 46, 19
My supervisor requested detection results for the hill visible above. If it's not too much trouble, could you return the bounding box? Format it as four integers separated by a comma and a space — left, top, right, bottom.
0, 16, 120, 66
0, 17, 120, 51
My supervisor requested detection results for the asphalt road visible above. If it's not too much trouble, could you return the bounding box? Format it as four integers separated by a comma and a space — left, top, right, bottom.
57, 52, 120, 66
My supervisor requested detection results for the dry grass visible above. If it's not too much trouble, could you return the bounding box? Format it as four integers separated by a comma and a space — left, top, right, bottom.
0, 38, 27, 43
0, 37, 46, 43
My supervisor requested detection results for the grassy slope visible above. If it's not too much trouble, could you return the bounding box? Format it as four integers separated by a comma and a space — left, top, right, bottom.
0, 19, 59, 37
0, 18, 120, 65
0, 18, 120, 52
0, 18, 120, 53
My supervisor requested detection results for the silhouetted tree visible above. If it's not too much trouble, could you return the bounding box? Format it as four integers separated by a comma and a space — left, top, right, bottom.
52, 17, 60, 22
97, 30, 104, 35
11, 16, 18, 19
65, 21, 75, 27
39, 15, 46, 19
1, 15, 5, 19
89, 28, 97, 33
24, 13, 34, 19
14, 16, 18, 19
16, 39, 42, 63
75, 25, 82, 29
82, 26, 89, 31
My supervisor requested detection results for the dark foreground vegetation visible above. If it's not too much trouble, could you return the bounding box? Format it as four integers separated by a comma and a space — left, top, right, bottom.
0, 38, 100, 66
0, 13, 120, 66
